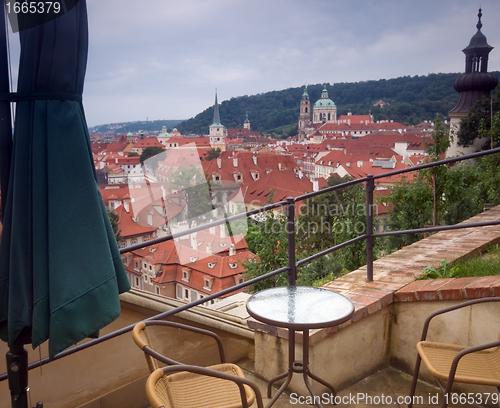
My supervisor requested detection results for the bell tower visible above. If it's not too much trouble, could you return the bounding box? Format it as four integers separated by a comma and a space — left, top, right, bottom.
209, 90, 226, 151
298, 86, 311, 141
447, 9, 498, 157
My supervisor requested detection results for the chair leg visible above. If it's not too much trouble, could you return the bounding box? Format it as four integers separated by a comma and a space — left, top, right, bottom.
440, 377, 456, 408
408, 355, 422, 408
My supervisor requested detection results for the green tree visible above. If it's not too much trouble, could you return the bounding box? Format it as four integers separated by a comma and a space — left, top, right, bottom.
106, 206, 122, 244
243, 211, 290, 292
140, 146, 165, 165
382, 177, 433, 250
457, 88, 500, 147
205, 148, 222, 161
441, 162, 484, 225
479, 110, 500, 149
422, 114, 451, 226
128, 152, 139, 157
475, 151, 500, 205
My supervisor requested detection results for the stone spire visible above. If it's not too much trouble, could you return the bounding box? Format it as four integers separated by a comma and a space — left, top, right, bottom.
212, 90, 222, 126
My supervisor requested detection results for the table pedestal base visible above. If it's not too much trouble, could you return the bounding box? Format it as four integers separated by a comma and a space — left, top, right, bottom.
265, 329, 337, 408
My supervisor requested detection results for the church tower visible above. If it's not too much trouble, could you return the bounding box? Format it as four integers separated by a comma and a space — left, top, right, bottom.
209, 90, 226, 151
447, 9, 498, 157
243, 111, 250, 130
298, 86, 312, 141
312, 85, 337, 124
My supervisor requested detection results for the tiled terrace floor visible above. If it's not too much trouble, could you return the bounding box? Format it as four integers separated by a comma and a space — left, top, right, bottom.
239, 360, 486, 408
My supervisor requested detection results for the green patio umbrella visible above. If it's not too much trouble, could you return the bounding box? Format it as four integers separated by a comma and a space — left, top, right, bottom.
0, 2, 130, 406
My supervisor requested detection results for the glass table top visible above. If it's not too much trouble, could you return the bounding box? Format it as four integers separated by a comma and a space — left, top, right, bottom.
246, 286, 354, 329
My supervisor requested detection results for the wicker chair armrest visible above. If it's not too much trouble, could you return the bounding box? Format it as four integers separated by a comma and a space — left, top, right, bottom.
447, 339, 500, 384
152, 364, 264, 408
420, 297, 500, 341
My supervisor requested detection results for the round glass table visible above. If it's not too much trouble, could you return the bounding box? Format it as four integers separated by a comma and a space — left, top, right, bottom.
246, 286, 354, 408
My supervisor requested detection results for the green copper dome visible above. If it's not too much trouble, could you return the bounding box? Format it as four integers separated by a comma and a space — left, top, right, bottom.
314, 86, 335, 107
314, 99, 335, 107
302, 86, 309, 100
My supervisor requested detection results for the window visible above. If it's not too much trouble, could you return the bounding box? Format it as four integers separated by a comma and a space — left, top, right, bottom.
184, 289, 189, 299
182, 269, 190, 282
135, 277, 140, 287
176, 285, 182, 299
134, 260, 139, 270
149, 265, 152, 271
155, 286, 160, 295
131, 239, 137, 245
119, 242, 126, 249
203, 277, 213, 291
143, 263, 147, 269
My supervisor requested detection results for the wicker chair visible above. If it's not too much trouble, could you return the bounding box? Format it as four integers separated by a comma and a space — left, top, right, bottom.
133, 320, 263, 408
408, 298, 500, 408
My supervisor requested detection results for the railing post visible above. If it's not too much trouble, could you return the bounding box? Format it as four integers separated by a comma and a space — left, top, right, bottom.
366, 175, 374, 282
286, 197, 297, 286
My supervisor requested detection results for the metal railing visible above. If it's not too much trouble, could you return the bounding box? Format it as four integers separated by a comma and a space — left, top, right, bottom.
2, 146, 500, 382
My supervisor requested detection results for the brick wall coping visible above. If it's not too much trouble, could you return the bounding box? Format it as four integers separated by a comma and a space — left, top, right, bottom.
247, 206, 500, 345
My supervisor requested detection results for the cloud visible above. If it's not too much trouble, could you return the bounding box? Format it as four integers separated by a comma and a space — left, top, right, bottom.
8, 0, 498, 127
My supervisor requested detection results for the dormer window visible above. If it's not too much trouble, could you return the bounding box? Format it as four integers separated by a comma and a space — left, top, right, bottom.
229, 262, 238, 269
182, 269, 191, 282
219, 242, 227, 248
234, 276, 244, 285
189, 256, 198, 263
203, 277, 214, 291
208, 262, 216, 269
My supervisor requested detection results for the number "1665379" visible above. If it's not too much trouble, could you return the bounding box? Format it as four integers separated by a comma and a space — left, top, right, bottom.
5, 2, 62, 14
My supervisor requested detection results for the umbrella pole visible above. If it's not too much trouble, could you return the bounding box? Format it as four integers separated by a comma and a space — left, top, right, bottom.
6, 340, 29, 408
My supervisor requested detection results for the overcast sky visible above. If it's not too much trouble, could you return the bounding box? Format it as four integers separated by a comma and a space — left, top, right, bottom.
7, 0, 500, 127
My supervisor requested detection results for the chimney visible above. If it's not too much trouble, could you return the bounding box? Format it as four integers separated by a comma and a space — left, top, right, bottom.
191, 232, 197, 249
209, 220, 215, 235
298, 170, 303, 179
220, 224, 226, 239
313, 179, 319, 192
206, 243, 212, 254
233, 157, 238, 167
147, 213, 153, 226
346, 162, 350, 168
252, 155, 257, 166
278, 163, 282, 170
229, 244, 236, 256
124, 200, 130, 213
217, 157, 221, 169
357, 161, 363, 168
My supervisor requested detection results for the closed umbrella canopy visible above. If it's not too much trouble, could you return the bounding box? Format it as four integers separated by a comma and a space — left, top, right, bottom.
0, 0, 130, 364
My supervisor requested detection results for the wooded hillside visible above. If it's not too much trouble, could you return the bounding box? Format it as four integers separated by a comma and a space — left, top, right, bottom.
177, 72, 500, 138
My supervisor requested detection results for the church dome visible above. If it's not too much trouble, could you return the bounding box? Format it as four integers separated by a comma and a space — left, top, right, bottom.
314, 86, 335, 108
314, 98, 336, 107
454, 71, 498, 93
